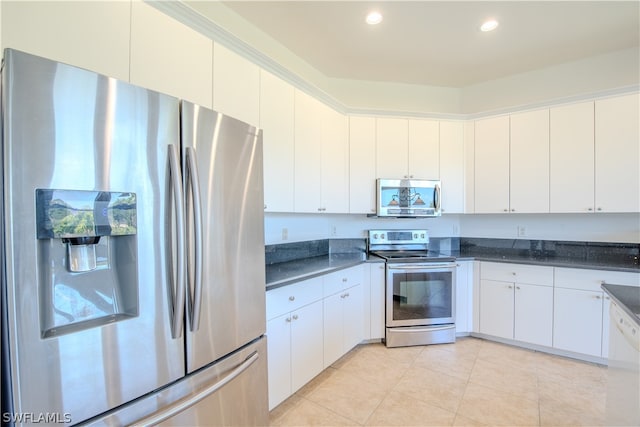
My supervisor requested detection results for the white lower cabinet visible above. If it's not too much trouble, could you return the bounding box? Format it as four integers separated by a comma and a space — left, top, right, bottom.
553, 268, 640, 359
479, 262, 554, 346
266, 264, 366, 410
369, 263, 386, 340
455, 261, 473, 334
323, 266, 364, 368
266, 277, 324, 410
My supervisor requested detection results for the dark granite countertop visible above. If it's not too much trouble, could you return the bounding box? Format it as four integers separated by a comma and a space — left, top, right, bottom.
602, 283, 640, 326
455, 252, 640, 273
266, 253, 381, 291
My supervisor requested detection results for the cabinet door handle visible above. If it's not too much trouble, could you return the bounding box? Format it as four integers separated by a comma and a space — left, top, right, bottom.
516, 286, 521, 290
289, 296, 295, 301
507, 285, 513, 289
286, 317, 291, 323
594, 295, 602, 299
292, 314, 299, 320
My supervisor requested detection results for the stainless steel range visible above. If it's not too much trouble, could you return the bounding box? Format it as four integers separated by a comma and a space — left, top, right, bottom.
368, 229, 456, 348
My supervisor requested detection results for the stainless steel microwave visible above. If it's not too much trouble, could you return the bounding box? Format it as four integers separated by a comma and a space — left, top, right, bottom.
376, 178, 441, 217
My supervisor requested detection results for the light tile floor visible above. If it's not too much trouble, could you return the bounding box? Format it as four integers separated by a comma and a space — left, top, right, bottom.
269, 337, 609, 426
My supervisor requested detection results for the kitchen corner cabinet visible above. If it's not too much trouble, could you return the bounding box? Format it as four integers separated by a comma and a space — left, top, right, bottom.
323, 265, 364, 368
479, 262, 554, 346
549, 101, 595, 213
595, 93, 640, 213
349, 117, 377, 214
266, 277, 324, 410
474, 116, 510, 213
130, 2, 213, 108
553, 268, 639, 358
440, 121, 465, 214
213, 42, 260, 127
260, 70, 295, 212
294, 91, 348, 213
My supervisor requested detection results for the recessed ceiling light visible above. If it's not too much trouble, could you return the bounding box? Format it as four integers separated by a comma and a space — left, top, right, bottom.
366, 11, 383, 25
480, 19, 499, 32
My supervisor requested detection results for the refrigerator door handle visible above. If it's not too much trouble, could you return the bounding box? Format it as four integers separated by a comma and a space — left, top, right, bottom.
131, 351, 260, 426
169, 144, 186, 339
186, 146, 203, 332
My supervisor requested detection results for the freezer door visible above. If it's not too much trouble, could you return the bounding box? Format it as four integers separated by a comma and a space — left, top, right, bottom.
1, 50, 185, 425
82, 337, 268, 426
181, 102, 266, 372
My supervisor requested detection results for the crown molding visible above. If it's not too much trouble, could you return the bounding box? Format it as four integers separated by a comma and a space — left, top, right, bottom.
148, 2, 639, 121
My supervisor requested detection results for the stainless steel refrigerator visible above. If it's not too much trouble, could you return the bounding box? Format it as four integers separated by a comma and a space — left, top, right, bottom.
1, 49, 268, 426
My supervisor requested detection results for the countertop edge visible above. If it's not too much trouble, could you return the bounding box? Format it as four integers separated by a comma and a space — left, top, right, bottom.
601, 283, 640, 326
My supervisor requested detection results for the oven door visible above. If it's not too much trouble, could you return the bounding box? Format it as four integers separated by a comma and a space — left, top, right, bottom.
386, 263, 456, 327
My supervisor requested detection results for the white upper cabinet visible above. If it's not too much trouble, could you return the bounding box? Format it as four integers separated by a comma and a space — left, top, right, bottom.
474, 115, 510, 213
213, 42, 260, 127
260, 70, 295, 213
294, 90, 323, 213
130, 2, 213, 108
440, 121, 465, 214
595, 93, 640, 213
464, 121, 476, 213
349, 117, 377, 214
376, 118, 409, 178
510, 109, 550, 213
550, 101, 595, 213
408, 119, 440, 180
321, 107, 349, 213
2, 1, 130, 81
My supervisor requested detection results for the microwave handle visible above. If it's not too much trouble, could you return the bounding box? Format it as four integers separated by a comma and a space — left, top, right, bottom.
434, 183, 441, 211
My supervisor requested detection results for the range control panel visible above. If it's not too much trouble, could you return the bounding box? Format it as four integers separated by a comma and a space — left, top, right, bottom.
368, 229, 429, 245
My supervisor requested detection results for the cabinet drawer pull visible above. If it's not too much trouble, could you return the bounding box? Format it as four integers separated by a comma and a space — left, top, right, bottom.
292, 314, 299, 320
288, 296, 295, 301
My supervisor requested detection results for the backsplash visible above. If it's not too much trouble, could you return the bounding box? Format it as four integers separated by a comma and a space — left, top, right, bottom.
460, 238, 640, 267
265, 238, 366, 265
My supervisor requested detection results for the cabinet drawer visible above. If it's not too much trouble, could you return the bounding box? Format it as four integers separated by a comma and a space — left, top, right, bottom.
266, 276, 323, 320
480, 262, 553, 286
555, 268, 640, 292
323, 264, 365, 297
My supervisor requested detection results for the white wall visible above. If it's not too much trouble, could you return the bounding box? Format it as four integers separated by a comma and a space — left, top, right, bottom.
265, 212, 640, 245
461, 48, 640, 115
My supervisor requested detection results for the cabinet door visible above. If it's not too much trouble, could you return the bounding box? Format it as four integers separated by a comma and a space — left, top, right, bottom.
440, 121, 465, 214
474, 116, 510, 213
479, 279, 514, 339
3, 1, 130, 82
510, 109, 550, 213
370, 263, 386, 340
514, 283, 553, 346
376, 118, 409, 178
294, 90, 323, 212
260, 70, 295, 212
553, 288, 603, 357
290, 301, 324, 392
323, 292, 344, 369
455, 261, 472, 334
343, 284, 364, 352
550, 101, 595, 213
130, 2, 213, 108
321, 108, 349, 213
349, 117, 377, 214
408, 119, 439, 179
213, 42, 260, 126
595, 93, 640, 213
266, 313, 292, 410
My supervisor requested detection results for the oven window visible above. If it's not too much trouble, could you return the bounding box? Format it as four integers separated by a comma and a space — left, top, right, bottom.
391, 271, 452, 321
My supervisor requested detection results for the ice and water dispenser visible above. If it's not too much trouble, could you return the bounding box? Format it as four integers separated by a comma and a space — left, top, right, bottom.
36, 189, 138, 337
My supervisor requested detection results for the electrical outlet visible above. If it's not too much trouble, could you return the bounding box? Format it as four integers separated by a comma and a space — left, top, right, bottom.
331, 226, 337, 236
282, 228, 288, 240
517, 226, 527, 237
452, 224, 459, 235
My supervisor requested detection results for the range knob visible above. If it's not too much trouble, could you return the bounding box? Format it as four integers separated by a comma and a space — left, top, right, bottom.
373, 233, 379, 239
414, 233, 418, 238
421, 233, 425, 238
381, 234, 385, 239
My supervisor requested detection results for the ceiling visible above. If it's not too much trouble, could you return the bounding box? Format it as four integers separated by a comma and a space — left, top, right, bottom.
212, 1, 639, 88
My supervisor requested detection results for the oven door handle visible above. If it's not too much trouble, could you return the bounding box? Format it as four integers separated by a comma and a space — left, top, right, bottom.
388, 263, 456, 270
